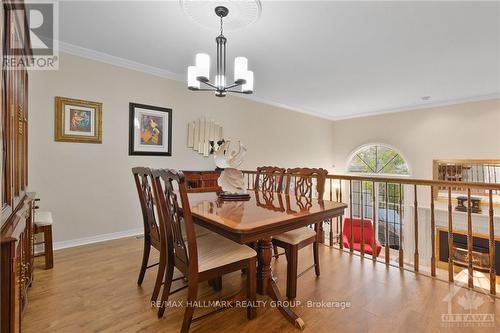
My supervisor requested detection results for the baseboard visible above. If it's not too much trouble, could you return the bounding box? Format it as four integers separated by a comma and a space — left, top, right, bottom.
53, 228, 144, 251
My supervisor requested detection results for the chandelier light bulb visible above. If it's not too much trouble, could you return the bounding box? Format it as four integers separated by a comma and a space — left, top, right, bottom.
195, 53, 210, 80
234, 57, 248, 83
242, 71, 254, 93
187, 66, 200, 90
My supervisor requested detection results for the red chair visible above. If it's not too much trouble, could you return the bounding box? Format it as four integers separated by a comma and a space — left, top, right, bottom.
342, 218, 382, 256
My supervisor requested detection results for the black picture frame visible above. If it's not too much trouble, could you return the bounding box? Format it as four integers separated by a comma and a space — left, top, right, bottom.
128, 102, 172, 156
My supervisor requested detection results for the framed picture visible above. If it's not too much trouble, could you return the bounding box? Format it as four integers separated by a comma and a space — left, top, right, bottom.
129, 103, 172, 156
55, 96, 102, 143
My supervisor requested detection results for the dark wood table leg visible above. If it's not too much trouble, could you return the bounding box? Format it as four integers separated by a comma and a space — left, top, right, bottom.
256, 238, 272, 294
256, 238, 305, 330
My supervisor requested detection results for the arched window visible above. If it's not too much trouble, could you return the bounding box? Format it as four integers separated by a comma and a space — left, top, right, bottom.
347, 144, 410, 176
345, 144, 409, 250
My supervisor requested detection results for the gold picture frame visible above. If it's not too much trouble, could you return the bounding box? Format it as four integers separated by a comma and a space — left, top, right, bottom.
55, 96, 102, 143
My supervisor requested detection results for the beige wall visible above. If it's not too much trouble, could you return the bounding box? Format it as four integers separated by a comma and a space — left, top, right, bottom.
332, 98, 500, 179
29, 53, 500, 246
28, 53, 335, 245
331, 99, 500, 265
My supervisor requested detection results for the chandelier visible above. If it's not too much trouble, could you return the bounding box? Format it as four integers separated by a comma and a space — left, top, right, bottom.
187, 6, 254, 97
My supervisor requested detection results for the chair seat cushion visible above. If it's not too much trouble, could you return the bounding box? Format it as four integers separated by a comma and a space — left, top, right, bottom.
35, 211, 53, 226
195, 233, 256, 273
273, 227, 316, 245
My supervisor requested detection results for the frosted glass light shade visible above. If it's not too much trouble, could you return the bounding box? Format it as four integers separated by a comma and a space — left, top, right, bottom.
242, 71, 253, 92
195, 53, 210, 80
234, 57, 248, 82
187, 66, 200, 89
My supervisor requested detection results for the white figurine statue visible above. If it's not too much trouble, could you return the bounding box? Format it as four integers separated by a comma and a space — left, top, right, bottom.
214, 141, 247, 194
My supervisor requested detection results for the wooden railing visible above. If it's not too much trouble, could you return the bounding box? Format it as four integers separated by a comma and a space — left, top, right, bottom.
242, 170, 500, 295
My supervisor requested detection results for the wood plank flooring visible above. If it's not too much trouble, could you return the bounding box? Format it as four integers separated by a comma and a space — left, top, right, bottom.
23, 237, 500, 333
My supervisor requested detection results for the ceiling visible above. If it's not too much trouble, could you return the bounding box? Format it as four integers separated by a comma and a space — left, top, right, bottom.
58, 1, 500, 120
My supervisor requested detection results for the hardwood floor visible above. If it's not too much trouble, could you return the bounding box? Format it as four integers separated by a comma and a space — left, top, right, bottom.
24, 237, 500, 333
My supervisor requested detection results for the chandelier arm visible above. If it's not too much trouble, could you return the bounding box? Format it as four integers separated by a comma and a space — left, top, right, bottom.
226, 90, 252, 94
224, 82, 244, 90
199, 80, 218, 89
197, 88, 217, 92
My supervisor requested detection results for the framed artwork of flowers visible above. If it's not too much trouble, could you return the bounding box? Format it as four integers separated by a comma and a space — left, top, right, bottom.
55, 96, 102, 143
129, 103, 172, 156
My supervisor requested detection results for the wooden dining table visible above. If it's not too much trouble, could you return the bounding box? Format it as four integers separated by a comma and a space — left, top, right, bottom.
187, 190, 347, 329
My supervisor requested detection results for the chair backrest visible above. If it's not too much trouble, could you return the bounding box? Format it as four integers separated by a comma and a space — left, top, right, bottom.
255, 190, 285, 212
285, 167, 328, 200
343, 218, 375, 243
151, 169, 198, 276
255, 166, 286, 192
132, 167, 160, 247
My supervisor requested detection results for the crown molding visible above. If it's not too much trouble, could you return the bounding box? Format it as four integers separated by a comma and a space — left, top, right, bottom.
59, 41, 184, 82
58, 41, 500, 123
332, 93, 500, 121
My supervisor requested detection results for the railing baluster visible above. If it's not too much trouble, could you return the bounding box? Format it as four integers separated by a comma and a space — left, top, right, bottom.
430, 186, 436, 277
488, 189, 496, 295
360, 181, 365, 257
339, 180, 343, 250
329, 178, 333, 246
414, 184, 419, 272
399, 183, 404, 268
467, 188, 473, 288
349, 180, 354, 253
385, 182, 389, 264
372, 181, 377, 262
329, 178, 332, 201
447, 187, 454, 282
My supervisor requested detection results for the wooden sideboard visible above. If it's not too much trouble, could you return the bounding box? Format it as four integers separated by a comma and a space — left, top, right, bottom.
183, 170, 222, 193
1, 194, 36, 333
1, 1, 34, 332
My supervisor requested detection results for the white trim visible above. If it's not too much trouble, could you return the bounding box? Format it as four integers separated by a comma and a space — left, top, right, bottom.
58, 41, 500, 122
59, 41, 184, 82
53, 228, 143, 251
332, 93, 500, 121
345, 142, 412, 176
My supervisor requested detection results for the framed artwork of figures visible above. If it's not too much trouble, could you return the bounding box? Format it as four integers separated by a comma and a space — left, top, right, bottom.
129, 103, 172, 156
55, 97, 102, 143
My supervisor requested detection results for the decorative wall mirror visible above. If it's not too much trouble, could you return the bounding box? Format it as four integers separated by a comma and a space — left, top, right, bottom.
187, 118, 224, 157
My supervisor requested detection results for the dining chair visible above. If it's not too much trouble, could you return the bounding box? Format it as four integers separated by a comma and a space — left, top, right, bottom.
272, 167, 328, 300
133, 167, 162, 294
185, 172, 223, 290
132, 167, 212, 303
254, 166, 286, 192
254, 166, 286, 257
151, 169, 257, 331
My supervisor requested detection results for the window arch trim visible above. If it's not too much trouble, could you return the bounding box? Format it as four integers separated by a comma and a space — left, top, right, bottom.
346, 143, 411, 177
